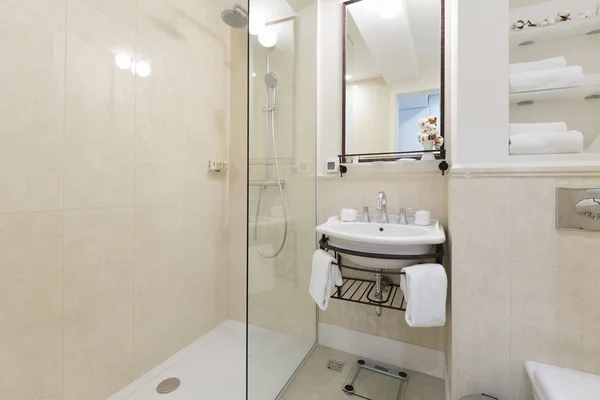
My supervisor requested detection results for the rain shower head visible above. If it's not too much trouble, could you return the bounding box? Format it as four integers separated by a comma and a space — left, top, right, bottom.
221, 4, 248, 28
265, 72, 278, 89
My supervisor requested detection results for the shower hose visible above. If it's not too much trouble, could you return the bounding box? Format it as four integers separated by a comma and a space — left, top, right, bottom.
253, 102, 288, 259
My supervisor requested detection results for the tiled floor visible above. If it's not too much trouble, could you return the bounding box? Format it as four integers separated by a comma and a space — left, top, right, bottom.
280, 346, 445, 400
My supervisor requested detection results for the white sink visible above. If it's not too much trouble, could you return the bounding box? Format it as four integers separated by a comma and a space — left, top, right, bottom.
316, 215, 446, 270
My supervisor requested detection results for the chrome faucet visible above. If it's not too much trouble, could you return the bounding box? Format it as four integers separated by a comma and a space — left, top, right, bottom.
376, 192, 389, 223
399, 207, 416, 225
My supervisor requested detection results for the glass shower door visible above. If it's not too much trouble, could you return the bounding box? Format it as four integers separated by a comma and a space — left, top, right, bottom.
246, 1, 318, 398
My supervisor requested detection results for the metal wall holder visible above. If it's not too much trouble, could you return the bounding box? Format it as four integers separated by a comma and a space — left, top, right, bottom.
319, 235, 445, 313
336, 152, 449, 177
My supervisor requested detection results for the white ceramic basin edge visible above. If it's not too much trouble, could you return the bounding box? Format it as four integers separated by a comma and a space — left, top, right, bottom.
316, 215, 446, 269
316, 216, 446, 247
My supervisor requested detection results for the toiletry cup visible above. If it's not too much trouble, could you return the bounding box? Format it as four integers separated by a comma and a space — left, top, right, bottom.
414, 210, 431, 226
341, 208, 358, 222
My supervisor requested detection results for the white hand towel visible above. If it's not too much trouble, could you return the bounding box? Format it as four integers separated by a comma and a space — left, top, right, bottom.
509, 57, 567, 75
400, 264, 447, 328
510, 131, 584, 155
309, 250, 343, 311
510, 122, 567, 137
510, 66, 585, 93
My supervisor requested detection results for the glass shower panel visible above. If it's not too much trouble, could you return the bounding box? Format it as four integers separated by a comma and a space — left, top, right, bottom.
247, 1, 318, 399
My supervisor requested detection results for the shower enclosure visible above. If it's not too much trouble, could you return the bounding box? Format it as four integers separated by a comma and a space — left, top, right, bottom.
0, 0, 316, 399
245, 1, 319, 398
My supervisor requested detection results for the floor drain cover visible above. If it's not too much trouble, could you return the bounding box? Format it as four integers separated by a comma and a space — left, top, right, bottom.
327, 359, 345, 372
156, 377, 181, 394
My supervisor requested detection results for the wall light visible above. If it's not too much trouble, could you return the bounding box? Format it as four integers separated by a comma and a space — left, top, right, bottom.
258, 25, 278, 48
249, 14, 265, 36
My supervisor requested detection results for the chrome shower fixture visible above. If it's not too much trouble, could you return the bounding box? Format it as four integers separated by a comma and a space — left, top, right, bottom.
221, 4, 248, 28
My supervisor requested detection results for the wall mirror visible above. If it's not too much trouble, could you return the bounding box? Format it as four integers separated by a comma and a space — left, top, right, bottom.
342, 0, 445, 163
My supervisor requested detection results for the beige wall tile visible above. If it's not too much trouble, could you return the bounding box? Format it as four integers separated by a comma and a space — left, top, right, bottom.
134, 32, 185, 206
134, 202, 227, 377
64, 1, 135, 209
452, 258, 510, 399
510, 177, 559, 267
1, 321, 63, 400
0, 212, 63, 327
0, 95, 63, 214
450, 177, 512, 400
81, 0, 136, 27
182, 34, 231, 203
63, 207, 134, 400
0, 0, 66, 107
183, 201, 229, 327
0, 212, 63, 399
133, 204, 183, 376
419, 177, 448, 227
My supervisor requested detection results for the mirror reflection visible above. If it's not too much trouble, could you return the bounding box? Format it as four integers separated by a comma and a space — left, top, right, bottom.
343, 0, 444, 160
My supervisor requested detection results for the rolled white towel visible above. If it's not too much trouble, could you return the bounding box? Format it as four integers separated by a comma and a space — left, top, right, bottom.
510, 131, 584, 155
510, 66, 585, 93
510, 122, 567, 137
509, 57, 567, 75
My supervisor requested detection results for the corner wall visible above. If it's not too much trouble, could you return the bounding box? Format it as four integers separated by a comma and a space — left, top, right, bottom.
449, 170, 600, 400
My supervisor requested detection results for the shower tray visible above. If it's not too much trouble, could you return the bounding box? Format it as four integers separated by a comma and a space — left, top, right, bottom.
342, 358, 409, 400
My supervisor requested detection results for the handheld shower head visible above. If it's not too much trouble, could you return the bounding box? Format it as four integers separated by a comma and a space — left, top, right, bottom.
264, 72, 278, 89
221, 4, 248, 28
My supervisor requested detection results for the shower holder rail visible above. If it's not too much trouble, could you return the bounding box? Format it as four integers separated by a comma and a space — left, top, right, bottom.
319, 235, 444, 313
249, 180, 286, 188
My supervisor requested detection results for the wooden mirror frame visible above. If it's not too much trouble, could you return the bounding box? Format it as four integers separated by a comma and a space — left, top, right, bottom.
341, 0, 446, 163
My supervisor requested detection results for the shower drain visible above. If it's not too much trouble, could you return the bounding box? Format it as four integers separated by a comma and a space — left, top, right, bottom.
327, 359, 345, 372
156, 377, 181, 394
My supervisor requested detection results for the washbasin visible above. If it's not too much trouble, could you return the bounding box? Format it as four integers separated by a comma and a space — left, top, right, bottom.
316, 215, 446, 269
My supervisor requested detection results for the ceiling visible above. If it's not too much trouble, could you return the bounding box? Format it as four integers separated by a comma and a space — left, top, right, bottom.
346, 0, 441, 87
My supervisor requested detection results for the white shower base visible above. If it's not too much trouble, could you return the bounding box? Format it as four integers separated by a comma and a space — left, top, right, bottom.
108, 320, 314, 400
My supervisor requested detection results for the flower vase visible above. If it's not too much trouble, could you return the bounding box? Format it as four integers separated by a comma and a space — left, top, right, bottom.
421, 140, 435, 161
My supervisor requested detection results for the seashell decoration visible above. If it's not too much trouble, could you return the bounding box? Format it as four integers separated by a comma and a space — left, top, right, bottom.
557, 12, 571, 22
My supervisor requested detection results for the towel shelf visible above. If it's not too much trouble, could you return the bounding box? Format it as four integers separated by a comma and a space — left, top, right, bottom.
319, 234, 444, 315
510, 15, 600, 47
510, 74, 600, 104
332, 277, 407, 312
